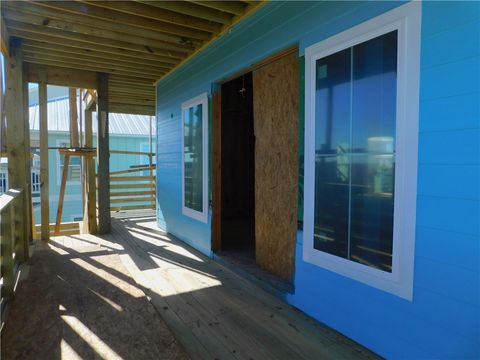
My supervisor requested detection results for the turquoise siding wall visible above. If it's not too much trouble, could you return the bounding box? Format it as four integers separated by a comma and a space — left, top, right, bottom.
34, 132, 151, 223
156, 1, 480, 358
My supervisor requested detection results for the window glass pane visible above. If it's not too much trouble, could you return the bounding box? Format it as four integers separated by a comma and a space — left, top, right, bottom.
315, 48, 351, 156
314, 155, 349, 257
350, 31, 397, 272
184, 104, 203, 212
314, 48, 351, 255
313, 31, 397, 271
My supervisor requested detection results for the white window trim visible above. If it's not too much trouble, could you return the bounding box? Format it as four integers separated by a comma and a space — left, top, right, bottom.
303, 2, 421, 300
56, 139, 81, 185
181, 92, 209, 223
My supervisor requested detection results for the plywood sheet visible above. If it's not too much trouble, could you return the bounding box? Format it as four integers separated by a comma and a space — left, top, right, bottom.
253, 52, 299, 281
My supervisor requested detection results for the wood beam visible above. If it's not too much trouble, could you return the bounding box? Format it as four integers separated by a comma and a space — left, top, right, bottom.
9, 28, 181, 64
137, 1, 232, 24
22, 63, 33, 251
27, 64, 97, 89
38, 68, 49, 241
4, 45, 28, 259
83, 109, 97, 234
97, 73, 111, 234
191, 1, 247, 16
109, 103, 155, 116
6, 19, 189, 58
55, 88, 79, 235
3, 10, 195, 54
109, 88, 155, 97
1, 15, 10, 58
83, 1, 222, 33
33, 1, 211, 41
22, 45, 172, 71
23, 52, 165, 79
108, 74, 156, 85
23, 57, 160, 81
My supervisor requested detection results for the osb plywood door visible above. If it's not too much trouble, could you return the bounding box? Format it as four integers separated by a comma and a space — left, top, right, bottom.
253, 52, 299, 281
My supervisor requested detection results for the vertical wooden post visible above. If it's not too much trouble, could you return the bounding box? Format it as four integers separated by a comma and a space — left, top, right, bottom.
55, 88, 79, 234
5, 44, 27, 260
83, 108, 97, 233
211, 91, 222, 251
39, 68, 49, 241
97, 73, 111, 234
22, 64, 33, 253
1, 203, 14, 299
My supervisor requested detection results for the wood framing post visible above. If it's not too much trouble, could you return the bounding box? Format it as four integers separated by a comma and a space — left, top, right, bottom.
211, 91, 222, 251
22, 63, 33, 252
55, 88, 79, 235
83, 108, 97, 234
97, 73, 111, 234
38, 68, 49, 241
5, 44, 28, 260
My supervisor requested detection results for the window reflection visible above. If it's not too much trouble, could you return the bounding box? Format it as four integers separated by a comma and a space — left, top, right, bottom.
313, 31, 397, 272
183, 104, 203, 212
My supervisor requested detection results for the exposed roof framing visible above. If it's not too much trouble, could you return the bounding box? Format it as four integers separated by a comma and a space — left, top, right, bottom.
1, 0, 263, 115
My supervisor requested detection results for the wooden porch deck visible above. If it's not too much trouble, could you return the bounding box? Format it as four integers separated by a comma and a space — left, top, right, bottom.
2, 210, 379, 360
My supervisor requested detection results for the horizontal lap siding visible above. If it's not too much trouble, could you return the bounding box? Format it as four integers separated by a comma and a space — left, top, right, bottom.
291, 2, 480, 358
156, 1, 480, 358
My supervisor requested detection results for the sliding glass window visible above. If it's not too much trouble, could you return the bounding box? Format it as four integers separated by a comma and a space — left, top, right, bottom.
314, 31, 397, 272
303, 2, 421, 300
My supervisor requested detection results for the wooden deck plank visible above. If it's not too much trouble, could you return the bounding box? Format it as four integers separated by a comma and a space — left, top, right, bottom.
105, 211, 379, 360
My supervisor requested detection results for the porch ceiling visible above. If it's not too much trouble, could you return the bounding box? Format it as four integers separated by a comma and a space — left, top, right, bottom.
1, 0, 263, 115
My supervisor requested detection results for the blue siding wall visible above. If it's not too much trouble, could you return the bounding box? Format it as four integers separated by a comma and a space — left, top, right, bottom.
156, 1, 480, 357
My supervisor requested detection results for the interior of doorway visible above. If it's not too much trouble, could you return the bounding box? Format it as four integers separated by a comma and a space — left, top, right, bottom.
218, 72, 256, 261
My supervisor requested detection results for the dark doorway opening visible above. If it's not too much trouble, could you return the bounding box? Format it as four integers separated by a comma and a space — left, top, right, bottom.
219, 72, 255, 259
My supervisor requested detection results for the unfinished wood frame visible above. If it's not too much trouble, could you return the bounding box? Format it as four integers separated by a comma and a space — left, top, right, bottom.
1, 1, 264, 116
97, 73, 111, 234
4, 44, 31, 259
55, 88, 79, 235
83, 108, 97, 234
211, 91, 222, 251
38, 68, 49, 241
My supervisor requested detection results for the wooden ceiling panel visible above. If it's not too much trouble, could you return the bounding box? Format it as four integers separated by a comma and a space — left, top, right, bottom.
2, 0, 264, 115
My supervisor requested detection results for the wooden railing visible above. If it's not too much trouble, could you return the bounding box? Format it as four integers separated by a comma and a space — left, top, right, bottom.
0, 188, 26, 321
108, 150, 156, 212
33, 222, 81, 239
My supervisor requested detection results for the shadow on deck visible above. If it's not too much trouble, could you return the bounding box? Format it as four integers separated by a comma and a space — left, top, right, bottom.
1, 210, 380, 360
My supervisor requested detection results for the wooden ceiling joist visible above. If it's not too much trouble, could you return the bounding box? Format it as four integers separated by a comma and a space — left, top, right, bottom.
191, 1, 248, 16
22, 53, 165, 80
21, 40, 179, 66
22, 45, 172, 72
33, 1, 212, 40
23, 57, 160, 81
84, 1, 223, 33
3, 10, 196, 54
3, 1, 202, 47
6, 20, 189, 58
2, 0, 263, 116
136, 1, 234, 24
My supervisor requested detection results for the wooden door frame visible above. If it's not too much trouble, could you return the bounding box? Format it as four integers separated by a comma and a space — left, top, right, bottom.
211, 90, 222, 251
211, 45, 299, 252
